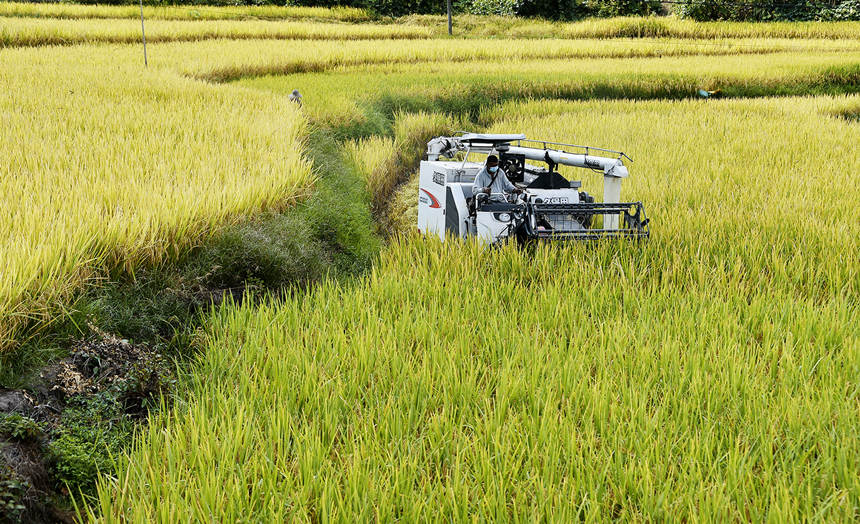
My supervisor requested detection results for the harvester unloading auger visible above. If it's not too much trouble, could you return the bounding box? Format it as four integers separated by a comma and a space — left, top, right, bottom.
417, 133, 650, 245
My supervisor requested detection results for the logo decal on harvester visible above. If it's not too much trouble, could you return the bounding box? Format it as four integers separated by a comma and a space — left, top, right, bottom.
420, 188, 441, 208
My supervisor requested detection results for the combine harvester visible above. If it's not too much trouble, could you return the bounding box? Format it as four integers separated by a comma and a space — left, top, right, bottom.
418, 133, 650, 244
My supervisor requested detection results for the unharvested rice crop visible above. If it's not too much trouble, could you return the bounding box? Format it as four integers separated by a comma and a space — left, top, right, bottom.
402, 14, 860, 39
207, 37, 860, 82
0, 16, 432, 47
0, 2, 371, 22
0, 42, 312, 350
244, 49, 860, 122
4, 32, 855, 352
93, 94, 858, 520
346, 111, 460, 215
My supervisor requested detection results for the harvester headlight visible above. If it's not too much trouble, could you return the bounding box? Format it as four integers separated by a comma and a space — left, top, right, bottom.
498, 213, 511, 222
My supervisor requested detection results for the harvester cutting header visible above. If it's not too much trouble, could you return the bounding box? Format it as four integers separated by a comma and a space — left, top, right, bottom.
417, 133, 650, 245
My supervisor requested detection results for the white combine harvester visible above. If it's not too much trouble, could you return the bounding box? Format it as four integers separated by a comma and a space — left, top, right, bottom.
417, 133, 649, 244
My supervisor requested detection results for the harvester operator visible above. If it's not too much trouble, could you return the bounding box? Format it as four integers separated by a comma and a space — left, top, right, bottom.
472, 155, 522, 201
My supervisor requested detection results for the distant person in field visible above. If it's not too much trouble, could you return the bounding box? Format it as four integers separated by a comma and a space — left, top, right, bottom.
289, 89, 302, 108
472, 154, 520, 201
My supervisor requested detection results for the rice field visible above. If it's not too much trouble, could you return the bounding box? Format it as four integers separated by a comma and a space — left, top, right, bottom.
0, 2, 371, 22
0, 40, 313, 350
96, 112, 860, 515
2, 2, 857, 39
0, 4, 858, 521
243, 49, 860, 123
403, 14, 860, 39
0, 16, 432, 47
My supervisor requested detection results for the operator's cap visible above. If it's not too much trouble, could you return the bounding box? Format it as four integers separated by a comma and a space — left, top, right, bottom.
486, 154, 499, 164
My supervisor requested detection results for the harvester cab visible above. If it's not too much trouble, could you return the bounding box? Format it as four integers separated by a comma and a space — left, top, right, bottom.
418, 133, 649, 245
